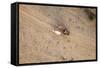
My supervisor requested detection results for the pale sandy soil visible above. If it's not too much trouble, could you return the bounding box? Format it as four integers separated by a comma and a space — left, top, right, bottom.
19, 4, 96, 64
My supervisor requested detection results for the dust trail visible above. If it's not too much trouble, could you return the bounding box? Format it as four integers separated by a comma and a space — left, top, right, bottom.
39, 6, 70, 35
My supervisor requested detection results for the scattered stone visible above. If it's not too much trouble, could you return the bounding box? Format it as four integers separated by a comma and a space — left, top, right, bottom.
61, 56, 67, 60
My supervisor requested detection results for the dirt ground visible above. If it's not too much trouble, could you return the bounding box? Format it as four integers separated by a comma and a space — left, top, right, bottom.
19, 4, 96, 64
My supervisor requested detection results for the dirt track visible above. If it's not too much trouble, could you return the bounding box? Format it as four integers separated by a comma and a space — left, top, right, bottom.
19, 4, 96, 64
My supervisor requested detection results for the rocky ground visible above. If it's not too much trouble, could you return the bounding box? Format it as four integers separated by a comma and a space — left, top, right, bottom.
19, 4, 96, 64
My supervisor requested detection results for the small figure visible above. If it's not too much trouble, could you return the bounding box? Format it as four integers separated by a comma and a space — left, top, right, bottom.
58, 25, 70, 35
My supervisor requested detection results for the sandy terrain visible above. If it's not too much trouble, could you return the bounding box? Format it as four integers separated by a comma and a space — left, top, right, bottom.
19, 4, 96, 64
